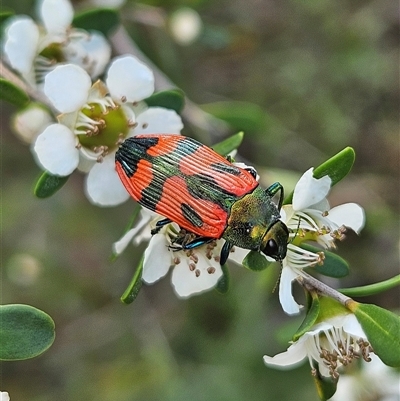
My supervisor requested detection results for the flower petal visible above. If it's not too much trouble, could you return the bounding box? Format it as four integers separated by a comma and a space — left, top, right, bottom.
0, 391, 10, 401
112, 210, 153, 256
328, 203, 365, 234
279, 265, 302, 315
263, 340, 308, 368
63, 30, 111, 78
171, 257, 222, 298
142, 234, 171, 283
106, 55, 154, 102
44, 64, 91, 113
340, 314, 366, 338
33, 123, 79, 175
293, 168, 331, 211
38, 0, 73, 35
85, 155, 130, 206
4, 17, 39, 77
133, 107, 184, 135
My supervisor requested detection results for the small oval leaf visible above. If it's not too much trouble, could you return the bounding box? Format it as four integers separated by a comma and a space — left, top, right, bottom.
215, 263, 230, 294
313, 147, 355, 186
284, 147, 356, 205
0, 304, 55, 360
301, 244, 350, 278
121, 256, 143, 304
312, 361, 338, 401
73, 8, 119, 36
34, 171, 70, 198
347, 301, 400, 367
212, 131, 244, 156
242, 250, 272, 271
292, 291, 320, 341
144, 89, 185, 114
0, 79, 29, 108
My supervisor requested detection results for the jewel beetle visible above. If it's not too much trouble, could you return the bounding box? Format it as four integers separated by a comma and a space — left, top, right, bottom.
115, 134, 289, 265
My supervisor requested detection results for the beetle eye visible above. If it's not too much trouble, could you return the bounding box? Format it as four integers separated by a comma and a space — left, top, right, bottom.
265, 239, 278, 257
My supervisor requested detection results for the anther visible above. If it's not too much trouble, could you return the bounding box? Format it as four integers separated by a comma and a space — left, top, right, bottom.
207, 267, 216, 274
195, 269, 201, 277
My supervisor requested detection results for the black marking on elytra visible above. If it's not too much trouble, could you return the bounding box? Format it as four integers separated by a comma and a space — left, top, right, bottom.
210, 162, 241, 176
115, 136, 159, 177
172, 137, 202, 160
185, 173, 239, 211
181, 203, 204, 227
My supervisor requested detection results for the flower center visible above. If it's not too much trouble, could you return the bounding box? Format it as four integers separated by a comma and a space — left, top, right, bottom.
311, 328, 373, 379
40, 43, 65, 63
76, 102, 130, 160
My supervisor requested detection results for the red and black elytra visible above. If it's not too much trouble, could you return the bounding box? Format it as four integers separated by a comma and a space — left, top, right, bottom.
115, 134, 289, 265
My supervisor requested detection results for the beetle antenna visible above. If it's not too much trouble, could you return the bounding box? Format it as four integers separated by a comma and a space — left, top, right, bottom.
272, 259, 283, 293
288, 215, 302, 245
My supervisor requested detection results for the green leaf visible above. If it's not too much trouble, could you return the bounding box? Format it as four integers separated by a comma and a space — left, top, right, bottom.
120, 256, 143, 304
242, 250, 272, 271
339, 274, 400, 297
0, 10, 14, 27
201, 101, 268, 133
144, 89, 185, 114
212, 131, 244, 156
73, 8, 119, 36
0, 304, 55, 360
284, 147, 355, 204
34, 171, 70, 198
313, 147, 355, 185
215, 263, 230, 294
347, 301, 400, 367
312, 361, 338, 401
301, 244, 349, 278
292, 291, 320, 341
0, 79, 29, 108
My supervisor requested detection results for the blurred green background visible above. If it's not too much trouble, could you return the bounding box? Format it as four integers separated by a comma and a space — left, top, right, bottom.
1, 0, 399, 400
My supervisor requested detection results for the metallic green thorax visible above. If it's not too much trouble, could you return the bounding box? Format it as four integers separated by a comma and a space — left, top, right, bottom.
223, 185, 288, 260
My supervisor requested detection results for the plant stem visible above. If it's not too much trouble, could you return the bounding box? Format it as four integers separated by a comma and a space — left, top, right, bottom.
296, 271, 352, 306
338, 274, 400, 297
0, 61, 52, 108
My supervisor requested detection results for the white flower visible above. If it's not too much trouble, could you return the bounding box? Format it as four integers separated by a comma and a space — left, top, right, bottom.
331, 354, 400, 401
12, 104, 53, 144
278, 168, 365, 315
0, 391, 10, 401
143, 222, 224, 298
3, 0, 111, 87
116, 213, 225, 298
169, 8, 203, 46
32, 56, 183, 206
263, 314, 373, 380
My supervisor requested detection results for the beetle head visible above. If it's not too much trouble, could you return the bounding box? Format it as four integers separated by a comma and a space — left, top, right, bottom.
260, 220, 289, 261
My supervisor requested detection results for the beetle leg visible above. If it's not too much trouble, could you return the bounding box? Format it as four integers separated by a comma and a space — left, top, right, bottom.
169, 236, 214, 252
265, 182, 284, 210
151, 218, 172, 235
220, 241, 232, 266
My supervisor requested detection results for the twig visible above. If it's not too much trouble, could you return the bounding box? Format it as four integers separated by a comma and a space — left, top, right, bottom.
0, 60, 51, 108
296, 271, 352, 306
